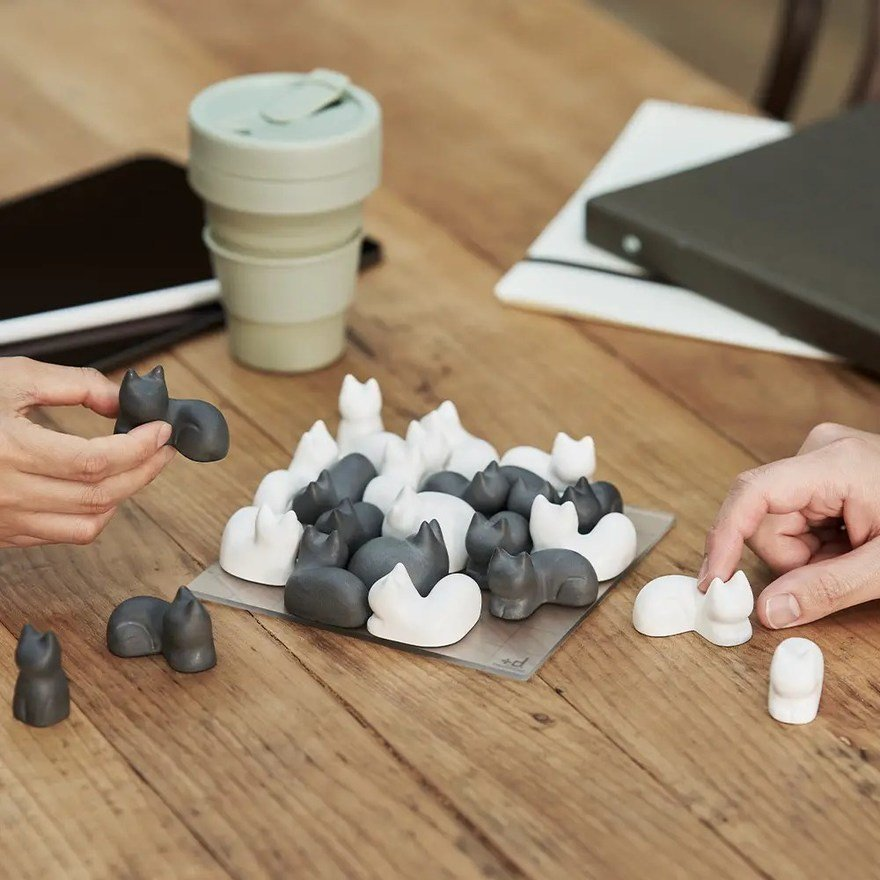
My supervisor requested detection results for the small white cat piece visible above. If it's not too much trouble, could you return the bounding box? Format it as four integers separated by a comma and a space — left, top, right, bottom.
219, 505, 303, 586
367, 563, 482, 647
383, 487, 475, 572
337, 375, 384, 454
500, 432, 596, 490
529, 496, 637, 581
768, 637, 824, 725
362, 443, 425, 514
421, 401, 497, 480
631, 570, 754, 647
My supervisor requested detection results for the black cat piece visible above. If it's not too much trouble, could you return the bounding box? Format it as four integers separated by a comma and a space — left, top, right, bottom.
315, 500, 383, 554
561, 478, 604, 533
285, 526, 369, 628
487, 548, 599, 620
506, 477, 559, 519
420, 470, 469, 496
107, 595, 170, 657
162, 587, 216, 673
347, 519, 449, 597
592, 481, 624, 515
292, 454, 377, 524
115, 365, 230, 463
13, 625, 70, 728
464, 511, 532, 587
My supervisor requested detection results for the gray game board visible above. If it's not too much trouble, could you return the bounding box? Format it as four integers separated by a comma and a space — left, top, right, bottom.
190, 506, 673, 680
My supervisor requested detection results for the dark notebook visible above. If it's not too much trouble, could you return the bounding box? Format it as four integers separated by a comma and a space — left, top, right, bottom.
585, 103, 880, 372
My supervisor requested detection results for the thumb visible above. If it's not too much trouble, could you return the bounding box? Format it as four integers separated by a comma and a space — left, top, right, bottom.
757, 537, 880, 629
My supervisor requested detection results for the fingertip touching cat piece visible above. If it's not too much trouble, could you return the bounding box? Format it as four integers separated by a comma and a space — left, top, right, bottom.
107, 587, 217, 673
366, 563, 482, 647
13, 624, 70, 728
632, 570, 754, 647
115, 365, 230, 463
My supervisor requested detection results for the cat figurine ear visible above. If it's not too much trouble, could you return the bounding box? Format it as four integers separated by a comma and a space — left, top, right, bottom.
13, 624, 70, 727
289, 420, 339, 473
220, 505, 303, 586
162, 587, 216, 673
295, 525, 350, 570
561, 478, 603, 533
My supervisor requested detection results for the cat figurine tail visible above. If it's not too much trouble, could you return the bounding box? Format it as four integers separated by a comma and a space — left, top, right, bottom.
13, 624, 70, 728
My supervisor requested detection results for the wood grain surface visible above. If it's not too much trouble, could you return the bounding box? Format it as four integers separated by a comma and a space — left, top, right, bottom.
1, 1, 878, 877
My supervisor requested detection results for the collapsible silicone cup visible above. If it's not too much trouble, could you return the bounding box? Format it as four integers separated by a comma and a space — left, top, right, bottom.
188, 70, 382, 372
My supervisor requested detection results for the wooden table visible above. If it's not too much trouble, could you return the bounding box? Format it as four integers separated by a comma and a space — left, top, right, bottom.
2, 1, 880, 877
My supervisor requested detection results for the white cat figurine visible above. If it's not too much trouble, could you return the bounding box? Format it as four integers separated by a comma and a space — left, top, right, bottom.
219, 505, 303, 586
768, 637, 824, 725
383, 487, 475, 572
253, 420, 339, 513
422, 401, 497, 480
631, 570, 754, 647
337, 375, 384, 453
529, 495, 636, 581
367, 563, 482, 647
501, 432, 596, 489
405, 420, 450, 479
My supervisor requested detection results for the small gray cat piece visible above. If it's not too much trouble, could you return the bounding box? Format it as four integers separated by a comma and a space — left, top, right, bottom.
106, 587, 216, 673
292, 453, 377, 524
424, 463, 518, 517
561, 478, 604, 533
285, 526, 370, 628
592, 481, 624, 515
506, 476, 559, 519
13, 624, 70, 728
487, 547, 599, 620
114, 365, 230, 463
315, 500, 383, 554
347, 519, 449, 597
464, 511, 532, 587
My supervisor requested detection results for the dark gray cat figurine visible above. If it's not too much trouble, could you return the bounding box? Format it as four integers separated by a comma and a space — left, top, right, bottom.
292, 454, 377, 524
487, 548, 599, 620
506, 476, 559, 519
106, 595, 170, 657
13, 624, 70, 728
162, 587, 216, 673
561, 478, 604, 533
423, 463, 509, 516
592, 481, 624, 515
464, 511, 532, 587
115, 365, 230, 463
285, 526, 369, 628
347, 519, 449, 597
315, 500, 383, 554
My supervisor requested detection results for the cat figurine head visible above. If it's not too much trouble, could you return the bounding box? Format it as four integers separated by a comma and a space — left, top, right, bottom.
162, 587, 216, 673
295, 524, 350, 570
462, 461, 509, 515
255, 505, 303, 547
561, 477, 603, 533
219, 505, 302, 586
406, 420, 450, 474
119, 365, 169, 424
465, 512, 512, 565
368, 563, 420, 619
290, 420, 338, 473
770, 638, 824, 700
703, 571, 754, 625
339, 375, 382, 421
507, 477, 558, 520
422, 400, 468, 447
292, 470, 341, 524
384, 486, 421, 536
315, 499, 383, 554
529, 496, 579, 547
381, 440, 424, 484
487, 549, 537, 600
15, 624, 62, 676
549, 433, 596, 485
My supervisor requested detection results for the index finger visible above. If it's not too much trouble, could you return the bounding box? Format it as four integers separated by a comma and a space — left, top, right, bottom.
700, 452, 841, 590
6, 358, 121, 418
11, 418, 173, 482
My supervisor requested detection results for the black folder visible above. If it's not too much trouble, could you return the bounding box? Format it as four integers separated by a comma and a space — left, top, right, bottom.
585, 103, 880, 372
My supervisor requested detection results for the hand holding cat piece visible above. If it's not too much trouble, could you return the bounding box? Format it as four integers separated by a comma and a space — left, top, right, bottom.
0, 357, 176, 549
115, 365, 229, 463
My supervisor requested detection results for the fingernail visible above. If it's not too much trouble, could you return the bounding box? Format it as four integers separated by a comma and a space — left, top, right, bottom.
156, 423, 172, 449
764, 593, 801, 628
696, 556, 709, 589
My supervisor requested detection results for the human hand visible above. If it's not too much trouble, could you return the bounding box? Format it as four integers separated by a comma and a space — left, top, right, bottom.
0, 357, 175, 548
698, 422, 880, 629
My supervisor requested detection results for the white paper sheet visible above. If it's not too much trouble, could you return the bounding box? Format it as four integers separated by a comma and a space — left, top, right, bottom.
496, 100, 834, 360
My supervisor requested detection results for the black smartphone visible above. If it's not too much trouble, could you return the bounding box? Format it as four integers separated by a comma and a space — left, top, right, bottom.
0, 156, 382, 370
